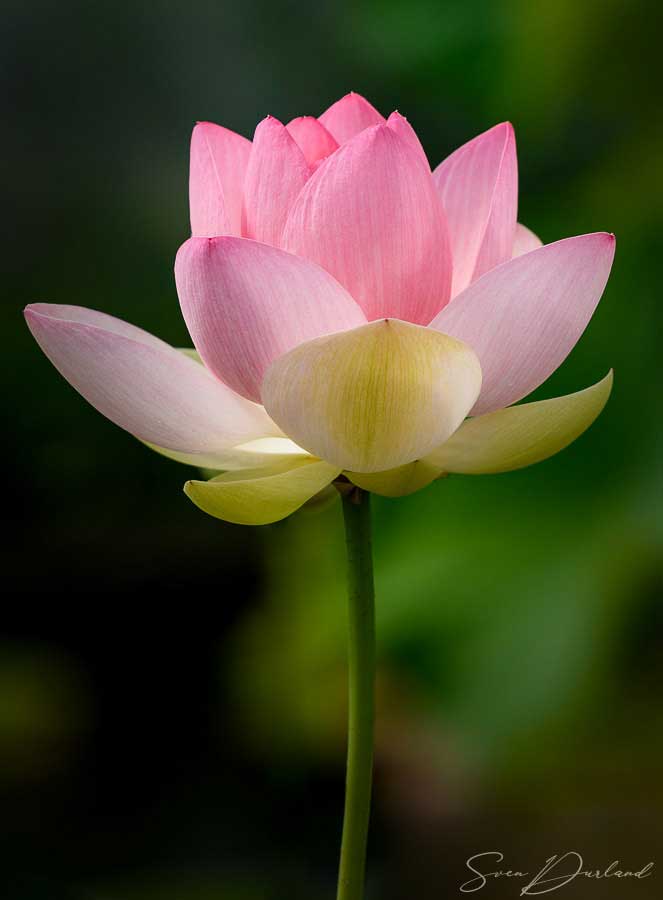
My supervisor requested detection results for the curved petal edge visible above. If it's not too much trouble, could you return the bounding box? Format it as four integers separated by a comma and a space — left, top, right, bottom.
261, 319, 482, 473
24, 303, 278, 455
184, 458, 341, 525
346, 459, 442, 497
425, 371, 613, 474
430, 232, 616, 415
175, 236, 367, 403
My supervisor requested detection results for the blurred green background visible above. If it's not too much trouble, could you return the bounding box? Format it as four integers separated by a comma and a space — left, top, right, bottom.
2, 0, 662, 897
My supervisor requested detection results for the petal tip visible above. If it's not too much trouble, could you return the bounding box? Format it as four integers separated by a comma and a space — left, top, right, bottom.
24, 303, 56, 324
256, 114, 284, 131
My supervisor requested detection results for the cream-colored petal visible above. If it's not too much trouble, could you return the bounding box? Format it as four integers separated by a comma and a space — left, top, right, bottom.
346, 459, 442, 497
425, 371, 613, 474
178, 347, 203, 363
261, 320, 482, 474
184, 458, 341, 525
144, 436, 311, 472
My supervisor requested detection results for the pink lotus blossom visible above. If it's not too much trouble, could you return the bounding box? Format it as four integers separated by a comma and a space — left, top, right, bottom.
25, 92, 615, 524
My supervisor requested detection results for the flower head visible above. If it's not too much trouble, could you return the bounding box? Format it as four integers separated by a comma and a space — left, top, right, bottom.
25, 92, 615, 525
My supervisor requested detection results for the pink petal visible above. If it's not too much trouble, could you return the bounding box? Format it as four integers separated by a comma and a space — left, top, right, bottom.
433, 122, 518, 296
175, 237, 367, 403
386, 111, 429, 166
282, 125, 452, 324
189, 122, 251, 237
242, 116, 310, 246
318, 92, 386, 143
286, 116, 339, 167
24, 304, 278, 453
512, 222, 543, 257
429, 233, 616, 415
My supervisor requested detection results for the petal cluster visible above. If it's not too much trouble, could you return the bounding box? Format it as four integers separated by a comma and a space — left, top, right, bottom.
25, 93, 615, 525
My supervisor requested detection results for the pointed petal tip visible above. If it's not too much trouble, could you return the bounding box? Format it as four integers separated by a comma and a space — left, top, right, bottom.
318, 93, 386, 143
192, 120, 244, 137
492, 120, 514, 135
587, 230, 616, 243
256, 114, 283, 129
25, 303, 83, 324
25, 302, 49, 316
463, 121, 514, 142
579, 230, 617, 257
426, 369, 614, 476
25, 304, 56, 330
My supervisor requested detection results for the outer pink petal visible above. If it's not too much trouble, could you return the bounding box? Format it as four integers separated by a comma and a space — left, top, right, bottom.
189, 122, 251, 237
24, 304, 278, 453
286, 116, 339, 167
433, 122, 518, 296
175, 237, 367, 403
318, 92, 386, 143
386, 111, 429, 166
242, 117, 310, 246
512, 222, 543, 257
429, 233, 616, 415
282, 125, 452, 324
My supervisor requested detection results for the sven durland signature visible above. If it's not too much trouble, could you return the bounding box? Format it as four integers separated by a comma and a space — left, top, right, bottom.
460, 851, 654, 894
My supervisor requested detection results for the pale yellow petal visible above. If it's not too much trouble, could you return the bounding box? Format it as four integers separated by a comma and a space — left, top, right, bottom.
425, 371, 613, 474
261, 319, 482, 473
184, 458, 341, 525
346, 459, 442, 497
178, 347, 203, 363
144, 436, 311, 471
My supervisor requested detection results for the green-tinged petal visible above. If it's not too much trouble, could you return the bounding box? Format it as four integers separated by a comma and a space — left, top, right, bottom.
261, 319, 482, 473
144, 436, 311, 471
184, 458, 341, 525
178, 347, 203, 363
346, 460, 443, 497
425, 371, 613, 475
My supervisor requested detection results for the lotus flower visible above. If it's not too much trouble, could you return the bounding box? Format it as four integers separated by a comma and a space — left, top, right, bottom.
25, 92, 615, 525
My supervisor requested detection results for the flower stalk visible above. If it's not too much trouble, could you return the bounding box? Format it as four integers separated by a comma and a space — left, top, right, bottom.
337, 487, 376, 900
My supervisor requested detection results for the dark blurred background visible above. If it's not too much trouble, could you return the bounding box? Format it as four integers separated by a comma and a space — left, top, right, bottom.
2, 0, 662, 897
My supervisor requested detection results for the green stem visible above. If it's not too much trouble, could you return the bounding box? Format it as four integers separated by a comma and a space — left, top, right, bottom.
337, 487, 376, 900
